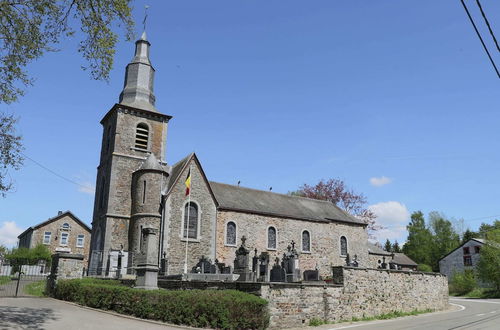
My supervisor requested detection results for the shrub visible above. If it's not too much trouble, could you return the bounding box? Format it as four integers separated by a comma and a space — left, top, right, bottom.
450, 270, 476, 295
54, 279, 269, 329
418, 264, 432, 272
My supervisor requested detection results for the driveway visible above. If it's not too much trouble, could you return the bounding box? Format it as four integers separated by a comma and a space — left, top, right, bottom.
0, 297, 193, 330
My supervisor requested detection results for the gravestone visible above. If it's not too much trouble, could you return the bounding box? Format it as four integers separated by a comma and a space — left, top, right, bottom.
283, 241, 300, 282
191, 256, 215, 274
303, 269, 319, 281
270, 257, 286, 282
159, 252, 168, 276
381, 256, 387, 269
258, 252, 270, 282
233, 236, 255, 282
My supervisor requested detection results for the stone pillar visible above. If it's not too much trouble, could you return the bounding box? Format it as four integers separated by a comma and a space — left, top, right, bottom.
46, 253, 85, 295
135, 227, 159, 290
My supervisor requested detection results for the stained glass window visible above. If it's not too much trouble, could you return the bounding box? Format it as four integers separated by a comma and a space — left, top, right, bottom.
340, 236, 347, 256
183, 202, 198, 239
226, 222, 236, 245
267, 227, 277, 249
302, 230, 310, 252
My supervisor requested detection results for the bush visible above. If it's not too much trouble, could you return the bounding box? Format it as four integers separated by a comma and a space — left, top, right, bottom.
418, 264, 432, 272
54, 279, 269, 329
450, 270, 476, 295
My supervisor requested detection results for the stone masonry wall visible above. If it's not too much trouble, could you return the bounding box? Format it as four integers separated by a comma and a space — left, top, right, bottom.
259, 267, 448, 328
216, 210, 368, 278
30, 214, 90, 264
162, 159, 217, 274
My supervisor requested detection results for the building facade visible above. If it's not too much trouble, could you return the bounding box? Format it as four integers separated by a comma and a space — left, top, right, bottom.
88, 33, 370, 279
439, 238, 485, 281
18, 211, 91, 264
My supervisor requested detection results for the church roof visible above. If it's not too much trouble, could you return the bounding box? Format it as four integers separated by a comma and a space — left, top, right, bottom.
367, 242, 392, 256
166, 153, 194, 193
391, 253, 418, 267
209, 181, 366, 226
138, 153, 166, 172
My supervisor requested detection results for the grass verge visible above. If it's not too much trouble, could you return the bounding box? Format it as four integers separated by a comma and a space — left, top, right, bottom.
462, 288, 500, 299
24, 280, 46, 297
0, 276, 11, 285
309, 309, 434, 326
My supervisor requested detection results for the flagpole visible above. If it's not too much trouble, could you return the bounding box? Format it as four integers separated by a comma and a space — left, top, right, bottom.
183, 164, 192, 274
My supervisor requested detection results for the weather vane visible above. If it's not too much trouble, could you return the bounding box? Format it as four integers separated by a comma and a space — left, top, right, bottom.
143, 5, 150, 31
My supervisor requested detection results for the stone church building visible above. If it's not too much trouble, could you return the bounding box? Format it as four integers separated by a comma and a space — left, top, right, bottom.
88, 32, 369, 278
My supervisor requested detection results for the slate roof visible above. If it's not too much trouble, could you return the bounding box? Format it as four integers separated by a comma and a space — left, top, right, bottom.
367, 242, 392, 256
165, 153, 193, 193
391, 253, 418, 266
209, 181, 365, 225
17, 211, 91, 239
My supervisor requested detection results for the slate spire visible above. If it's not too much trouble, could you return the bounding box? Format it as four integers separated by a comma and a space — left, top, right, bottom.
119, 31, 157, 112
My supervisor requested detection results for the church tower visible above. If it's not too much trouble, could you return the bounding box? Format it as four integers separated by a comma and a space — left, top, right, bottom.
89, 32, 171, 275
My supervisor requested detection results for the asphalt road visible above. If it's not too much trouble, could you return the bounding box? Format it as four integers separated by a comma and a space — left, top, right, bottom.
325, 298, 500, 330
0, 297, 192, 329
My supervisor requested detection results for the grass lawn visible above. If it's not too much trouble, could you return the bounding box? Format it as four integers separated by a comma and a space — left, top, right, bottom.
0, 276, 11, 285
24, 280, 46, 297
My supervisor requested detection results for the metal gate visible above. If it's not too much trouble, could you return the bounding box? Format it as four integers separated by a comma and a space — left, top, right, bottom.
0, 260, 49, 297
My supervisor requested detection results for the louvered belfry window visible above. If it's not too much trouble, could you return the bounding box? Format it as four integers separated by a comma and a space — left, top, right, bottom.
135, 123, 149, 150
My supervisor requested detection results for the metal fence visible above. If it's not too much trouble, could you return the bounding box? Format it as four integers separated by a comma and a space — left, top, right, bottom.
0, 259, 49, 297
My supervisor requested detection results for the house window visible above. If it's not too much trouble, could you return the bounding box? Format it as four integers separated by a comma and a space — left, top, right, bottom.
475, 246, 481, 254
43, 232, 51, 245
61, 223, 70, 230
135, 123, 149, 150
60, 232, 69, 246
340, 236, 348, 256
226, 221, 236, 246
76, 234, 85, 248
463, 247, 470, 255
183, 202, 198, 239
463, 256, 472, 266
267, 227, 277, 250
302, 230, 311, 252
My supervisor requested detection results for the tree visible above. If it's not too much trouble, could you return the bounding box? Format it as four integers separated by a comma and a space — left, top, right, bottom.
402, 211, 433, 266
0, 114, 23, 196
392, 241, 401, 253
461, 229, 477, 244
0, 0, 134, 195
294, 178, 380, 235
429, 212, 460, 271
384, 239, 392, 252
478, 220, 500, 238
476, 229, 500, 291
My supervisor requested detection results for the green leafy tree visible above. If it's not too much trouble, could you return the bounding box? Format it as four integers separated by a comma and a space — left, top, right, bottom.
429, 212, 460, 270
384, 239, 392, 252
478, 220, 500, 238
392, 241, 401, 253
0, 0, 134, 195
450, 270, 477, 295
461, 229, 477, 244
402, 211, 433, 266
476, 229, 500, 291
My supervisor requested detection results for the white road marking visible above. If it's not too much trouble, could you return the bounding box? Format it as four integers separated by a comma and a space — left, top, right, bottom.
451, 298, 500, 305
476, 313, 485, 316
490, 311, 496, 314
449, 302, 466, 312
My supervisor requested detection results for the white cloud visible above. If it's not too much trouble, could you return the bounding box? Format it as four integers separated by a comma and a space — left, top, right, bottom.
370, 176, 392, 187
78, 182, 95, 195
368, 201, 410, 243
0, 221, 23, 248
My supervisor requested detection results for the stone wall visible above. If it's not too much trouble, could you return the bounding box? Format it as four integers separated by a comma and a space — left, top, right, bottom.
439, 239, 484, 281
216, 210, 368, 278
260, 267, 448, 328
162, 158, 217, 274
46, 253, 85, 294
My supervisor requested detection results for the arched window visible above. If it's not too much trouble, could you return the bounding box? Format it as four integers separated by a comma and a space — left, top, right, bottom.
135, 123, 149, 150
61, 223, 70, 230
302, 230, 311, 252
226, 221, 236, 246
340, 236, 348, 256
183, 202, 198, 239
267, 226, 277, 249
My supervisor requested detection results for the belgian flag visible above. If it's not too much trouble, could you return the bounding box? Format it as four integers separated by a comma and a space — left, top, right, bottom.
185, 169, 191, 196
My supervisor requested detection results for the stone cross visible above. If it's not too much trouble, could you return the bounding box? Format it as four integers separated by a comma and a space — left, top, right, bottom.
291, 240, 296, 250
241, 235, 247, 246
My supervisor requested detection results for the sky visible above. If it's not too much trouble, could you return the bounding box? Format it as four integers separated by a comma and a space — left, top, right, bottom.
1, 0, 499, 248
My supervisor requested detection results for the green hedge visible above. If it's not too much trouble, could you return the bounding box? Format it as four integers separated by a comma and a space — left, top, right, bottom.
54, 279, 269, 329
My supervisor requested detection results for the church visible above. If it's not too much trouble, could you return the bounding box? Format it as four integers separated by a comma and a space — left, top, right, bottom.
88, 32, 370, 279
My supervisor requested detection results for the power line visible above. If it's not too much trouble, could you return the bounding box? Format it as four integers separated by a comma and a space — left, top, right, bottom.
475, 0, 500, 52
21, 152, 91, 190
460, 0, 500, 78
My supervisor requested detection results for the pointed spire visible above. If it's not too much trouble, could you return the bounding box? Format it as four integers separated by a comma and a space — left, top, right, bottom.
119, 31, 157, 112
139, 153, 166, 172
